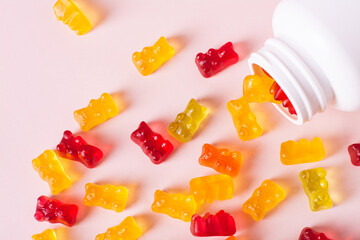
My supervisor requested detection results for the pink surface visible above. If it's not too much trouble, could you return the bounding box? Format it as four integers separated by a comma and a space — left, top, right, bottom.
1, 0, 360, 239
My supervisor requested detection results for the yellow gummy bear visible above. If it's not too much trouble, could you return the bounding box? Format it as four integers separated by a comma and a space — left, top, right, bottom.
74, 93, 119, 131
299, 167, 333, 211
53, 0, 92, 35
83, 183, 128, 212
96, 216, 142, 240
32, 150, 72, 195
227, 97, 263, 141
32, 229, 57, 240
243, 74, 280, 103
281, 137, 325, 165
168, 98, 208, 143
132, 36, 175, 76
151, 190, 197, 222
242, 179, 286, 221
189, 174, 234, 205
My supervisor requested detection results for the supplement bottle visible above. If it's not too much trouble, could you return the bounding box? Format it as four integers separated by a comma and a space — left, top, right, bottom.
248, 0, 360, 124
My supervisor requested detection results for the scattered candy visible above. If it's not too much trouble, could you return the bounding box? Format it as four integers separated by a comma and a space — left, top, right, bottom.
280, 137, 325, 165
270, 81, 297, 115
32, 150, 72, 195
34, 195, 78, 227
227, 97, 263, 141
190, 210, 236, 237
348, 143, 360, 166
198, 143, 243, 177
56, 130, 103, 168
151, 190, 197, 222
83, 183, 128, 212
53, 0, 92, 35
32, 229, 57, 240
299, 167, 333, 211
299, 227, 331, 240
189, 174, 234, 204
74, 93, 119, 132
131, 121, 174, 164
168, 98, 208, 143
243, 74, 280, 103
132, 36, 175, 76
242, 179, 286, 221
226, 236, 237, 240
96, 216, 142, 240
195, 42, 239, 78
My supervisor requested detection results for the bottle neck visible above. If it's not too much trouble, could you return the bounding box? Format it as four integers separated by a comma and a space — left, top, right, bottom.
248, 38, 334, 124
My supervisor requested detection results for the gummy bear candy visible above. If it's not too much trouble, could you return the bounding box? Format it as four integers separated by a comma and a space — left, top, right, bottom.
190, 210, 236, 237
243, 74, 280, 103
53, 0, 92, 35
227, 97, 263, 141
132, 36, 175, 76
242, 179, 286, 221
32, 229, 57, 240
226, 236, 237, 240
198, 143, 243, 177
83, 183, 128, 212
34, 195, 78, 227
299, 227, 331, 240
32, 150, 72, 195
270, 81, 297, 115
348, 143, 360, 166
74, 93, 119, 131
131, 121, 174, 164
56, 130, 103, 168
96, 216, 142, 240
189, 174, 234, 204
299, 167, 333, 211
151, 190, 197, 222
168, 98, 208, 143
280, 137, 325, 165
195, 42, 239, 78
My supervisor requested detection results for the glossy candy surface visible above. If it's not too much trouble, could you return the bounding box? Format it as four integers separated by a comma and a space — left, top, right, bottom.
95, 216, 142, 240
151, 190, 197, 222
348, 143, 360, 166
198, 143, 243, 177
195, 42, 239, 78
32, 150, 72, 195
56, 130, 103, 168
131, 121, 174, 164
190, 210, 236, 237
299, 227, 331, 240
281, 137, 325, 165
132, 36, 175, 76
270, 81, 297, 115
83, 183, 128, 212
226, 236, 237, 240
242, 179, 286, 221
32, 229, 57, 240
74, 93, 119, 131
168, 98, 208, 143
299, 168, 333, 211
189, 174, 234, 204
53, 0, 92, 35
227, 97, 263, 141
34, 195, 78, 227
243, 74, 280, 103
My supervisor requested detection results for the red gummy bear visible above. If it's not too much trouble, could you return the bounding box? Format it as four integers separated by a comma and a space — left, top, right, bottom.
34, 195, 78, 227
348, 143, 360, 166
131, 121, 174, 164
56, 130, 103, 168
270, 81, 297, 116
299, 227, 331, 240
190, 210, 236, 237
195, 42, 239, 78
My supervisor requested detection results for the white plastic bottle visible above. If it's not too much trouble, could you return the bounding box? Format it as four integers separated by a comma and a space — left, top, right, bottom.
248, 0, 360, 124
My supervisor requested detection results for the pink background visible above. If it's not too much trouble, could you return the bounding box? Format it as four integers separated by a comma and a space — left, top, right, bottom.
1, 0, 360, 239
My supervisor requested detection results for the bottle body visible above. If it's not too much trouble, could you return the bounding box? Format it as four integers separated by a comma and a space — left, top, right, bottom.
248, 0, 360, 124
